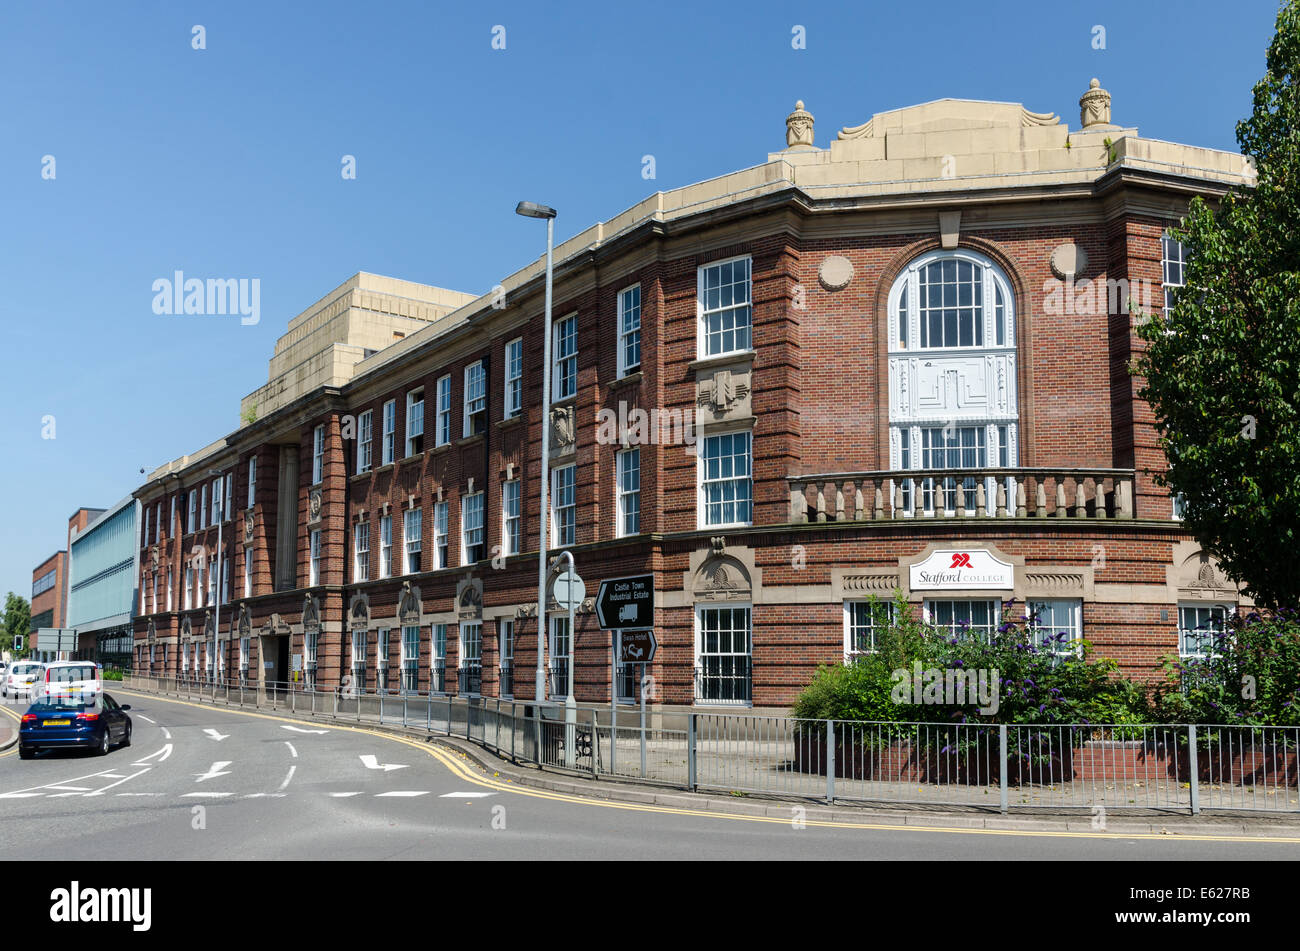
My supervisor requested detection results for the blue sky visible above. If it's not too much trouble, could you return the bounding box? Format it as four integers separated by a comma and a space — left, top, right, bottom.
0, 0, 1281, 603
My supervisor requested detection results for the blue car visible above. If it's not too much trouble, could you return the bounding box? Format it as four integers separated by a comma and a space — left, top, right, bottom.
18, 693, 133, 759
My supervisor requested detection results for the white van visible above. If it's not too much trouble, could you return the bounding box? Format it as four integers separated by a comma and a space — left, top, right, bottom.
33, 661, 102, 703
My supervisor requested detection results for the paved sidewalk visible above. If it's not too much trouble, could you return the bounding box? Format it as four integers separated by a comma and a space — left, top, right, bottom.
0, 716, 17, 751
431, 733, 1300, 839
110, 683, 1300, 840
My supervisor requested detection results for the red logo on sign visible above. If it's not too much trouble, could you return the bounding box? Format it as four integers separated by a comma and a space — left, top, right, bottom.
950, 553, 972, 568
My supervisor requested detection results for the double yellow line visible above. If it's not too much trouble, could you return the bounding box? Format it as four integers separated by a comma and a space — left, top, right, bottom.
106, 689, 1300, 844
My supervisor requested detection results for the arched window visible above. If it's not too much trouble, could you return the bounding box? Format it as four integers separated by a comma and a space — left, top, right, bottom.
891, 249, 1014, 352
888, 249, 1018, 515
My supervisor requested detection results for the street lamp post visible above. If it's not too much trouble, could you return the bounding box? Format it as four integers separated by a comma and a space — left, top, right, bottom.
209, 468, 224, 703
516, 201, 557, 711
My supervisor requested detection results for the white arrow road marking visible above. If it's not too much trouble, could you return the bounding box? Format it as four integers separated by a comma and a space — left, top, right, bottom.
183, 792, 231, 798
203, 729, 229, 741
284, 741, 298, 758
0, 793, 43, 798
374, 791, 429, 797
195, 761, 232, 783
277, 765, 297, 791
329, 792, 363, 798
136, 715, 156, 724
160, 727, 172, 739
48, 785, 92, 792
116, 792, 164, 797
282, 725, 328, 734
359, 754, 408, 772
133, 743, 173, 765
439, 792, 497, 798
243, 793, 287, 798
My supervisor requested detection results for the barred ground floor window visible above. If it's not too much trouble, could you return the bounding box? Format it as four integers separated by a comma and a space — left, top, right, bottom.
923, 599, 1000, 641
844, 599, 896, 662
498, 619, 514, 698
616, 628, 654, 703
460, 622, 482, 695
351, 629, 367, 692
1027, 599, 1083, 658
305, 631, 318, 689
1178, 602, 1233, 659
695, 605, 751, 704
401, 626, 419, 692
377, 627, 391, 692
549, 617, 570, 699
431, 623, 447, 694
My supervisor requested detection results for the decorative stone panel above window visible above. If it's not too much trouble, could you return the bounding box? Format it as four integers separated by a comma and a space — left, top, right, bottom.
695, 361, 753, 427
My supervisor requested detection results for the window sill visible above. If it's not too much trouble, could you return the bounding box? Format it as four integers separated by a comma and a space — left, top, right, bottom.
373, 462, 395, 476
399, 452, 426, 466
457, 433, 486, 449
496, 415, 523, 430
349, 470, 375, 483
692, 701, 754, 709
550, 394, 577, 412
698, 416, 756, 435
611, 370, 643, 388
689, 351, 754, 374
429, 443, 452, 456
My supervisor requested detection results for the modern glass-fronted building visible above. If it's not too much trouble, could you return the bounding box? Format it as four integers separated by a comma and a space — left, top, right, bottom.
67, 496, 140, 668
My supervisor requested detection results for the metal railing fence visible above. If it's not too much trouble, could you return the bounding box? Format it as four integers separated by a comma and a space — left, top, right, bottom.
117, 674, 1299, 815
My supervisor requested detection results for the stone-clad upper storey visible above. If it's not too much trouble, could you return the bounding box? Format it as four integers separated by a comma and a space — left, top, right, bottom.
770, 80, 1250, 196
334, 79, 1250, 395
239, 273, 477, 423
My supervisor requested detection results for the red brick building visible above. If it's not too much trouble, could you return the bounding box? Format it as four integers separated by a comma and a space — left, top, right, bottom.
30, 551, 66, 640
132, 84, 1254, 712
30, 507, 103, 649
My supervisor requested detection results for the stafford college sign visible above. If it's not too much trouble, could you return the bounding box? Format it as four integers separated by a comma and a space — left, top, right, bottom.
837, 541, 1096, 609
910, 549, 1015, 591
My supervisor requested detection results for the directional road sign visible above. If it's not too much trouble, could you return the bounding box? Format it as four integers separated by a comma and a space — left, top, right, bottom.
618, 630, 657, 664
596, 575, 655, 629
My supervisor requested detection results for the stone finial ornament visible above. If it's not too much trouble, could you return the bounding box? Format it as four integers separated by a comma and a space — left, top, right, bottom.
786, 100, 814, 148
1079, 78, 1111, 128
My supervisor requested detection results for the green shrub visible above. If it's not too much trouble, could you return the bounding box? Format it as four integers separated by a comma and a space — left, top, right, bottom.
1150, 608, 1300, 727
791, 593, 1151, 735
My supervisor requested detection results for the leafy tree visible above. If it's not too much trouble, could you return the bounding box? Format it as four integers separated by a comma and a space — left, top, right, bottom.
1133, 1, 1300, 608
1, 592, 31, 654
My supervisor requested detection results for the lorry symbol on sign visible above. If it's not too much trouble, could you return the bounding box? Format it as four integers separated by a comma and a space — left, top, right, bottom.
618, 604, 637, 622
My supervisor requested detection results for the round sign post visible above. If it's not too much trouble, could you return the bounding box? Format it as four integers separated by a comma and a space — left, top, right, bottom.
552, 556, 583, 767
553, 569, 586, 610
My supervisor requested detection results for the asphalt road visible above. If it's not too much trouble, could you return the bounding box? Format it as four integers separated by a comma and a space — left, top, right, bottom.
2, 691, 1297, 860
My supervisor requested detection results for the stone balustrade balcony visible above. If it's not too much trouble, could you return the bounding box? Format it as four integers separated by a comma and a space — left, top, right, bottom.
787, 468, 1135, 523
